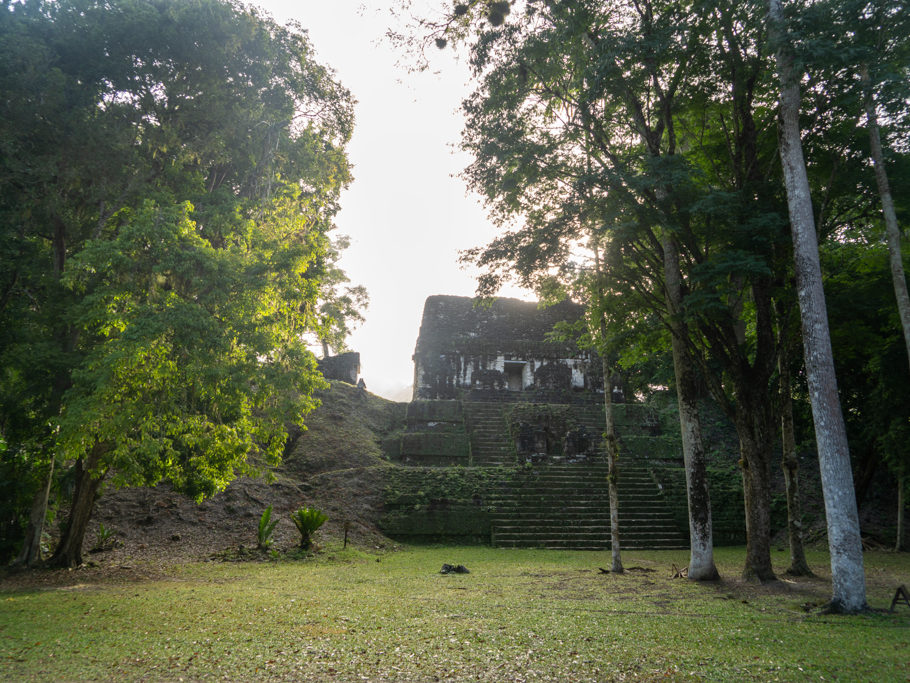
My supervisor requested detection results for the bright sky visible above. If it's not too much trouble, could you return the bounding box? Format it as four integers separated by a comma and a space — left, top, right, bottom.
257, 1, 530, 402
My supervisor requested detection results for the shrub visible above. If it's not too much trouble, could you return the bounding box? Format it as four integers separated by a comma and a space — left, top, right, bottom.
257, 505, 279, 551
290, 507, 328, 550
90, 523, 116, 552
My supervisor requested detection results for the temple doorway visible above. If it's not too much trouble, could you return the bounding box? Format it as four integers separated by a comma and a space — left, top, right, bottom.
504, 361, 526, 391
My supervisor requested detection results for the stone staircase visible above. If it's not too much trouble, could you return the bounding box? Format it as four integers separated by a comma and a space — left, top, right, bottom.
385, 396, 692, 550
463, 402, 515, 466
489, 462, 688, 550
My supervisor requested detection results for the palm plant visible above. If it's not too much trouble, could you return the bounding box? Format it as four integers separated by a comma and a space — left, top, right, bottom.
257, 505, 279, 550
290, 507, 328, 550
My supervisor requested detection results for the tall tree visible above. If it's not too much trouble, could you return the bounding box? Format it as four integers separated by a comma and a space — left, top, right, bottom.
797, 0, 910, 375
450, 0, 746, 580
0, 0, 358, 567
776, 314, 813, 576
767, 0, 866, 611
589, 245, 624, 574
453, 0, 799, 580
823, 233, 910, 553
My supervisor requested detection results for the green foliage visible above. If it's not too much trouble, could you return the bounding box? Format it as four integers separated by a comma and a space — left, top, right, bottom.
57, 195, 329, 498
257, 505, 279, 551
0, 443, 48, 563
455, 0, 794, 408
290, 507, 328, 549
383, 466, 512, 509
316, 234, 370, 353
90, 523, 116, 552
0, 0, 362, 558
822, 236, 910, 492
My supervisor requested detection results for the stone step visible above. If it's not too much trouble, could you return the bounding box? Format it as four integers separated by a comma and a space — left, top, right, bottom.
490, 499, 665, 509
408, 400, 688, 550
494, 478, 658, 487
492, 538, 688, 549
487, 457, 687, 550
492, 503, 670, 513
489, 508, 679, 518
492, 506, 670, 517
492, 483, 661, 492
491, 497, 667, 506
492, 529, 687, 539
493, 528, 684, 539
491, 509, 676, 520
496, 519, 681, 538
491, 487, 663, 504
492, 542, 688, 550
489, 501, 670, 510
491, 479, 657, 487
491, 525, 684, 536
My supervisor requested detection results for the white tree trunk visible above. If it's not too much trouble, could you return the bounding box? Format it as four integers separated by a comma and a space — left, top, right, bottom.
662, 236, 718, 581
769, 0, 866, 612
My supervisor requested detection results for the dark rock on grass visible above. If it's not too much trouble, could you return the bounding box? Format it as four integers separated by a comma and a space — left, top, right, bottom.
440, 563, 470, 574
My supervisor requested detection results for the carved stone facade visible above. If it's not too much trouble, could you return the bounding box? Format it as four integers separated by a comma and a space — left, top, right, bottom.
412, 296, 600, 400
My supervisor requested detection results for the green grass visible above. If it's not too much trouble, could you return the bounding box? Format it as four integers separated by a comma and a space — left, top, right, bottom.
1, 546, 908, 681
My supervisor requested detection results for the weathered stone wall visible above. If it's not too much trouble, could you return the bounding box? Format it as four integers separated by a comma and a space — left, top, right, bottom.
412, 296, 598, 399
380, 466, 517, 542
318, 351, 360, 384
384, 400, 473, 466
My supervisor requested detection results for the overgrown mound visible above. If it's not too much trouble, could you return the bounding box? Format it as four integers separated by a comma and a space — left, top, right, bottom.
284, 381, 405, 476
77, 382, 406, 568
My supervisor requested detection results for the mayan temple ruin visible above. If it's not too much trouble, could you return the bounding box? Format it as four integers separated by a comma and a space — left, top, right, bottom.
379, 296, 746, 550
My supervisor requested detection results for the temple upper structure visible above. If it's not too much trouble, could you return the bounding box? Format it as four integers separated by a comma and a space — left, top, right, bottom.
412, 295, 601, 400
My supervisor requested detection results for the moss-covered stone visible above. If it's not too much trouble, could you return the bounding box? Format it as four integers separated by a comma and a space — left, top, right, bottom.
400, 433, 471, 463
619, 435, 683, 461
407, 400, 464, 423
380, 466, 518, 542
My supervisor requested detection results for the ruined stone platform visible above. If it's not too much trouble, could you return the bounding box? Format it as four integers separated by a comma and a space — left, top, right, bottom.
380, 394, 692, 550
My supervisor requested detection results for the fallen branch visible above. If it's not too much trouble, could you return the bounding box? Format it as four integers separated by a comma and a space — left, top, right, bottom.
671, 563, 688, 579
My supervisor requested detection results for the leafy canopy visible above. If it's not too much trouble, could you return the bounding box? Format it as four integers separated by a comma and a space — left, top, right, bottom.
0, 0, 359, 510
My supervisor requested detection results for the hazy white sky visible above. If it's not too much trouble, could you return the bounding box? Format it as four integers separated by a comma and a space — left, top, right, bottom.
257, 1, 530, 401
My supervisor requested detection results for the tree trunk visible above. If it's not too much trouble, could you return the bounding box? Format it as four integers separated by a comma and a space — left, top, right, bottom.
662, 236, 718, 581
861, 65, 910, 374
592, 242, 623, 574
897, 476, 905, 552
11, 459, 55, 568
601, 350, 623, 574
734, 390, 776, 582
769, 0, 867, 612
779, 346, 812, 576
48, 445, 105, 568
860, 71, 909, 555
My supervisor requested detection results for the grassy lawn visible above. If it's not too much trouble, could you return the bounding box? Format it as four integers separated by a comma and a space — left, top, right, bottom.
1, 546, 908, 681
